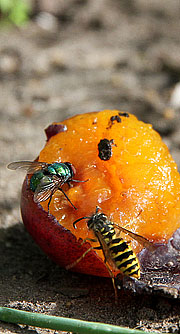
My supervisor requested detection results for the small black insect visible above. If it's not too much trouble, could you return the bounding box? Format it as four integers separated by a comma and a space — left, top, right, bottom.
98, 138, 115, 161
110, 115, 121, 124
118, 112, 129, 118
106, 114, 122, 129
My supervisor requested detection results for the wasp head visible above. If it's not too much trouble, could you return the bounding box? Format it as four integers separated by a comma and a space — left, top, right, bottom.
87, 212, 109, 233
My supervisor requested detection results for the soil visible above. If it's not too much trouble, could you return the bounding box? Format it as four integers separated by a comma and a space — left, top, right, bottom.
1, 1, 180, 333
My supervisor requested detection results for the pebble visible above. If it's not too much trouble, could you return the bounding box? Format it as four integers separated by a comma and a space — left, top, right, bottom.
35, 11, 59, 32
170, 82, 180, 109
0, 49, 21, 74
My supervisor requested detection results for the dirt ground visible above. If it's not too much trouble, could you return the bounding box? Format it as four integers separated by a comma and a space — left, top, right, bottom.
1, 1, 180, 333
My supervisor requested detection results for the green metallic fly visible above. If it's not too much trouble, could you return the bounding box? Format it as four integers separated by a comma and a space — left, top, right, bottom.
7, 161, 87, 211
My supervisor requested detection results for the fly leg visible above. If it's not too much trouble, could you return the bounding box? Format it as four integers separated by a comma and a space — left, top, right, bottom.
71, 179, 89, 183
47, 194, 53, 214
46, 188, 76, 213
47, 189, 70, 214
58, 187, 77, 210
67, 179, 89, 190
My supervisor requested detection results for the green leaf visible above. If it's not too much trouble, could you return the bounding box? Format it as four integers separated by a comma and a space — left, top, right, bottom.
0, 0, 13, 13
0, 0, 30, 25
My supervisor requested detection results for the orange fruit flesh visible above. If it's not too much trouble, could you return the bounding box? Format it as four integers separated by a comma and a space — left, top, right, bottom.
39, 110, 180, 258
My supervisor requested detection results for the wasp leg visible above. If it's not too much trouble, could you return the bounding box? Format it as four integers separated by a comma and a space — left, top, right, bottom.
66, 244, 118, 304
58, 188, 77, 210
103, 262, 118, 305
93, 245, 102, 250
66, 246, 94, 270
80, 237, 97, 246
66, 237, 100, 269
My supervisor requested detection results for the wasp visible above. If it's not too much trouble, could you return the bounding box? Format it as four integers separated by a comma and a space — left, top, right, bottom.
7, 161, 87, 211
66, 207, 155, 303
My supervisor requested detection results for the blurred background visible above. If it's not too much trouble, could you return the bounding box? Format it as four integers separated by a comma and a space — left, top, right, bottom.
1, 1, 180, 332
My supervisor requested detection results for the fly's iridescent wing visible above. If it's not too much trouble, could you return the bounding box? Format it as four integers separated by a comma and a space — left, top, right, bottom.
33, 175, 61, 203
7, 161, 49, 174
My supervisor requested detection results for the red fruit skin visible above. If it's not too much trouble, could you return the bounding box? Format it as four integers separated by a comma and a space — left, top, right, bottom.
21, 176, 110, 277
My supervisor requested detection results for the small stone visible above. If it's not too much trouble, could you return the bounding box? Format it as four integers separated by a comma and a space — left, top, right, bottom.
170, 82, 180, 109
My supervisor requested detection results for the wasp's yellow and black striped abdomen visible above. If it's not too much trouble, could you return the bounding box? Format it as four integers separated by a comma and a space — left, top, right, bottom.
98, 220, 140, 279
108, 237, 140, 278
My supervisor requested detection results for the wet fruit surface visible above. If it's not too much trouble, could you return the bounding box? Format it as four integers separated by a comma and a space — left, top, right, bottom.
21, 110, 180, 280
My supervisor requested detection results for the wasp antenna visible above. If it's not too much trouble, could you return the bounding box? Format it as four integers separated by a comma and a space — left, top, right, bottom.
95, 206, 102, 213
136, 209, 143, 218
73, 216, 90, 229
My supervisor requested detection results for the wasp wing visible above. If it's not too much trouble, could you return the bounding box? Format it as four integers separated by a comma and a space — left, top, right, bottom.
113, 223, 156, 252
7, 161, 49, 173
95, 231, 117, 270
33, 175, 61, 203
